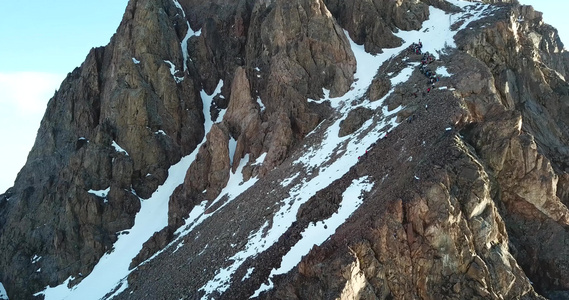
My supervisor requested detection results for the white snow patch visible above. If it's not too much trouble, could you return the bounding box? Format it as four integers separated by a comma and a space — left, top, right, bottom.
280, 173, 299, 187
131, 57, 140, 64
31, 255, 42, 264
88, 187, 110, 198
107, 281, 128, 300
228, 136, 237, 165
155, 130, 167, 136
172, 241, 185, 253
446, 127, 453, 131
0, 282, 9, 300
112, 141, 128, 156
172, 0, 201, 72
251, 177, 374, 297
144, 152, 260, 273
251, 153, 266, 166
394, 1, 491, 58
201, 80, 224, 129
308, 30, 402, 107
131, 155, 259, 300
436, 66, 452, 77
391, 64, 418, 86
201, 215, 270, 298
164, 60, 184, 83
256, 96, 265, 112
438, 86, 448, 90
242, 267, 254, 281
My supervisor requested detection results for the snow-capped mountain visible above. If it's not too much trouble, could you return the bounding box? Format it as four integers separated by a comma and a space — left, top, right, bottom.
1, 0, 569, 299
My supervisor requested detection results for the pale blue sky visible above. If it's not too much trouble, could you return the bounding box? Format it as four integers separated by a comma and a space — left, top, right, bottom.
0, 1, 128, 193
521, 0, 568, 46
0, 1, 128, 74
0, 0, 567, 193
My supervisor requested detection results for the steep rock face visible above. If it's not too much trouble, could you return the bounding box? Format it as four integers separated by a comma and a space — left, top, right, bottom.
223, 67, 263, 172
169, 0, 355, 230
245, 0, 357, 172
454, 3, 569, 295
261, 57, 539, 299
0, 0, 204, 297
3, 0, 569, 299
324, 0, 429, 54
247, 0, 356, 115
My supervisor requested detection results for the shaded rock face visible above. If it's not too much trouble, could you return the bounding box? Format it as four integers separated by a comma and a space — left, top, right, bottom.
2, 0, 569, 300
324, 0, 429, 54
168, 0, 355, 228
454, 4, 569, 295
0, 0, 204, 297
246, 0, 356, 127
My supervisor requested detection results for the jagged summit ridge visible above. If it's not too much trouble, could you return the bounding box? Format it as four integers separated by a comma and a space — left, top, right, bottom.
1, 0, 569, 299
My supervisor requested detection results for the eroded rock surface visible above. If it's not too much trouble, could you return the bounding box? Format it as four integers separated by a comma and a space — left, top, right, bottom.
2, 0, 569, 299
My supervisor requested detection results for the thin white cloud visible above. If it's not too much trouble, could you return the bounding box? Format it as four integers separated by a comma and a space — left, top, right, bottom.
0, 72, 64, 193
0, 72, 63, 114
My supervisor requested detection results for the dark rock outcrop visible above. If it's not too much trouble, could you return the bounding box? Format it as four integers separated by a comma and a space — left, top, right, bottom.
324, 0, 429, 54
0, 0, 204, 297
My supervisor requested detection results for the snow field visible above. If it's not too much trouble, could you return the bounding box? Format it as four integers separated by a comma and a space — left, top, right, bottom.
199, 26, 414, 296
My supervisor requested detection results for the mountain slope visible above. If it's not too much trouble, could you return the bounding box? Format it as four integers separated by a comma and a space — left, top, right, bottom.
1, 0, 569, 299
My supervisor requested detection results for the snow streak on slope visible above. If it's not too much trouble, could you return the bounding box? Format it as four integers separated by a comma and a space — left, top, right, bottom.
166, 153, 262, 254
393, 0, 490, 59
36, 77, 226, 299
172, 0, 201, 72
199, 31, 409, 297
251, 177, 375, 297
164, 60, 184, 83
201, 80, 224, 131
37, 156, 197, 300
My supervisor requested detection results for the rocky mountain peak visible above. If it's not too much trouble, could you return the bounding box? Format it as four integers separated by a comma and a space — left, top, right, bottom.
1, 0, 569, 299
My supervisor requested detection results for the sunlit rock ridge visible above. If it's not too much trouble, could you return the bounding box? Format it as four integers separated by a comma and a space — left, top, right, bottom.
1, 0, 569, 299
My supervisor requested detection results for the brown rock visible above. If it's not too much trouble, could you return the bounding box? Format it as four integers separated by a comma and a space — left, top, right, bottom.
338, 107, 375, 137
223, 67, 264, 172
368, 76, 391, 102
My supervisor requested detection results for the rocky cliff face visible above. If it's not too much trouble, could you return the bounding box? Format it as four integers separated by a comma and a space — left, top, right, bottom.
1, 0, 569, 299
